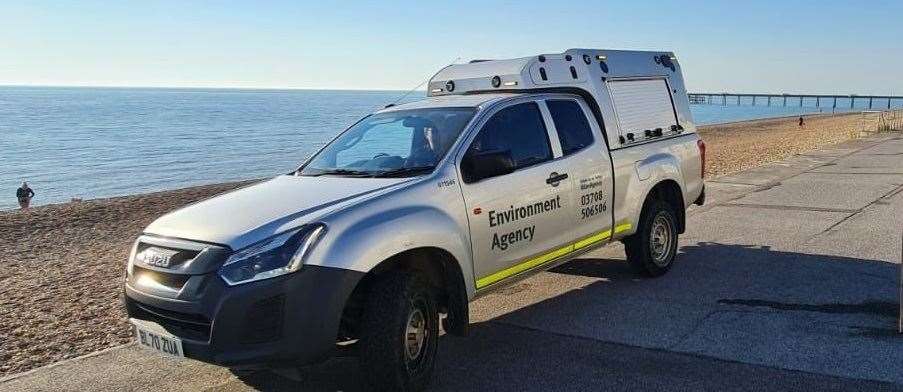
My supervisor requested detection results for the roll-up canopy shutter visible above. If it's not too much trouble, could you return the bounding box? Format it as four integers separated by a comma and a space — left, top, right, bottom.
607, 78, 677, 135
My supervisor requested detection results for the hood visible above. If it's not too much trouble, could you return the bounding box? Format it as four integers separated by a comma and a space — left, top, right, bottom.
145, 175, 408, 249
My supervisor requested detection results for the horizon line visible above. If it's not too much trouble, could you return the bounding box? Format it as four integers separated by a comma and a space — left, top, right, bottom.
1, 84, 897, 98
0, 83, 415, 92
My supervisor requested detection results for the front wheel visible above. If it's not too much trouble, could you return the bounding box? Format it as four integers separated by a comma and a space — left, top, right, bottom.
624, 200, 679, 276
359, 273, 439, 392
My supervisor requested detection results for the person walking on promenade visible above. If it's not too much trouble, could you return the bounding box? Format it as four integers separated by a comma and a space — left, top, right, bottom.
16, 182, 35, 209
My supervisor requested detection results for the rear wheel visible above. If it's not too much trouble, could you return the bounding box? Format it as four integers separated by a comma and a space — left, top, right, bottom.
359, 273, 439, 392
624, 199, 679, 276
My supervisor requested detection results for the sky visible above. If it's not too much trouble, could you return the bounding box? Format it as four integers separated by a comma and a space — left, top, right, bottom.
1, 0, 901, 95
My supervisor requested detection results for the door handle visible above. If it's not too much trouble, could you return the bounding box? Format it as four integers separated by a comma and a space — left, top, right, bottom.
546, 172, 568, 186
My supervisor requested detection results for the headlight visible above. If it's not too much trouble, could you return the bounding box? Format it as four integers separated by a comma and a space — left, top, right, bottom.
218, 224, 326, 286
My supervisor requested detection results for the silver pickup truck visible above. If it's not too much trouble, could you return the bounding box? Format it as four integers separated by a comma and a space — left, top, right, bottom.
124, 49, 705, 391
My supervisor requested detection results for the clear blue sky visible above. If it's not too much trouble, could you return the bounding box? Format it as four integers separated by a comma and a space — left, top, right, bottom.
2, 0, 901, 94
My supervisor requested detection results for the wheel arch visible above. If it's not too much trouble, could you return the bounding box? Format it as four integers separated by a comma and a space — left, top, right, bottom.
338, 247, 470, 340
641, 179, 686, 233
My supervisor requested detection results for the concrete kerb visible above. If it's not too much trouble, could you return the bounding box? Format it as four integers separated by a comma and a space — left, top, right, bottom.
692, 134, 899, 216
0, 343, 136, 384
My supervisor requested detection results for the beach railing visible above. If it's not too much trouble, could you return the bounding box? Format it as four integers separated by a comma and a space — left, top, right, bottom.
858, 109, 903, 136
880, 109, 903, 132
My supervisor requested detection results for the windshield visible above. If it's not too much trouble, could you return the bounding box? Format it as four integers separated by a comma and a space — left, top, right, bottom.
300, 107, 476, 177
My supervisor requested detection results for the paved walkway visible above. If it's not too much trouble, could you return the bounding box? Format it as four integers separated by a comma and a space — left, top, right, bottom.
3, 134, 902, 391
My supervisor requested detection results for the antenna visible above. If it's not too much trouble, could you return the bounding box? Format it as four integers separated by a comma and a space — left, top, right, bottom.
383, 57, 461, 109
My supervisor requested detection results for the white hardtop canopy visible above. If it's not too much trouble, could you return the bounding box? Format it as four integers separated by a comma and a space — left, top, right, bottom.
427, 48, 681, 98
425, 48, 694, 147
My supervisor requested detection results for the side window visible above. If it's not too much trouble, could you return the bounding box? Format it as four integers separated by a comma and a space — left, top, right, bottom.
547, 100, 594, 155
468, 102, 552, 169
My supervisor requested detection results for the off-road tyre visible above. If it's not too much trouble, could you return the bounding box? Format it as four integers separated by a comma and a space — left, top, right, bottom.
359, 273, 439, 392
624, 199, 679, 276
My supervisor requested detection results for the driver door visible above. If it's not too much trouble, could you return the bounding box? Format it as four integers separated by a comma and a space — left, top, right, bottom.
458, 100, 575, 290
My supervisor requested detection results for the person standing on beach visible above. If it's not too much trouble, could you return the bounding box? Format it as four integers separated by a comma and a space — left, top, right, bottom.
16, 182, 35, 209
798, 116, 805, 128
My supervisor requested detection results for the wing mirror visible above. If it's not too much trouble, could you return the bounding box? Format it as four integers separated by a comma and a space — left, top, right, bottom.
462, 149, 515, 183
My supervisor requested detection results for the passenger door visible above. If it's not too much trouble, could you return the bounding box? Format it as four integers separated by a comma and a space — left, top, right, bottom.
544, 98, 615, 249
458, 100, 575, 290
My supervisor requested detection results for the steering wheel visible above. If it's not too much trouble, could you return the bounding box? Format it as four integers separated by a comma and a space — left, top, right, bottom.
373, 153, 390, 159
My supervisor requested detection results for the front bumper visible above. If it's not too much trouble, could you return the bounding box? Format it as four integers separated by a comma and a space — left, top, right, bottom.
124, 265, 364, 367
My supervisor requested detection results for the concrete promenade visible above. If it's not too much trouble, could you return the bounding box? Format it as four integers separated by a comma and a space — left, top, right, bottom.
3, 134, 902, 391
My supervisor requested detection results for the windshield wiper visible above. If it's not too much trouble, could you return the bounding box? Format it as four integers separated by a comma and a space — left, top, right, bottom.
302, 168, 375, 177
373, 166, 435, 178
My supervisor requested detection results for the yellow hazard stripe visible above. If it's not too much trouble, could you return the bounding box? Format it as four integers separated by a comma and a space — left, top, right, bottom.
574, 229, 611, 250
475, 244, 573, 289
476, 222, 633, 289
614, 223, 632, 234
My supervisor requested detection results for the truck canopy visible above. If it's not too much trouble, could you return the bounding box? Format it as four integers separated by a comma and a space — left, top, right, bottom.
425, 49, 696, 148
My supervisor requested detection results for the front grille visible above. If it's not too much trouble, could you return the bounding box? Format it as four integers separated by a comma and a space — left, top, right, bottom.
132, 266, 191, 291
127, 298, 212, 342
240, 295, 285, 344
135, 243, 201, 269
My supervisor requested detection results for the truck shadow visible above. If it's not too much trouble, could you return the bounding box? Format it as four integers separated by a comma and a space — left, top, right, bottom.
234, 242, 901, 391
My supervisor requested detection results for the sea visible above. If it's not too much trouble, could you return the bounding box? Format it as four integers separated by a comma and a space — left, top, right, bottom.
0, 86, 878, 210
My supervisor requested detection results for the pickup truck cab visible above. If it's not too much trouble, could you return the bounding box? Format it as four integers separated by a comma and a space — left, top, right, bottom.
124, 49, 705, 391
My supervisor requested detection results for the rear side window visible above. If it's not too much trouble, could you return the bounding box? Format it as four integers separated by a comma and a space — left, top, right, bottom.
468, 102, 552, 169
547, 100, 594, 155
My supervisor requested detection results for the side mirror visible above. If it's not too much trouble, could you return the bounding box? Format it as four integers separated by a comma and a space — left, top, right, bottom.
462, 149, 515, 183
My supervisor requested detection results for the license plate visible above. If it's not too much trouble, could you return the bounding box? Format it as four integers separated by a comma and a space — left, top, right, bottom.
132, 319, 184, 358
